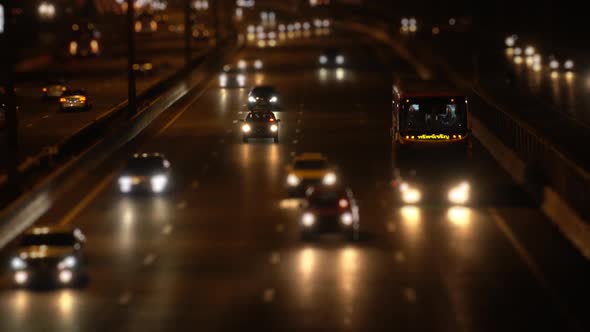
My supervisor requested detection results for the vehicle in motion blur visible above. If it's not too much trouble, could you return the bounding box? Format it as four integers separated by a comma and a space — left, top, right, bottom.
247, 85, 280, 110
60, 89, 92, 111
68, 22, 100, 57
133, 59, 155, 76
135, 11, 158, 33
42, 81, 68, 99
241, 110, 280, 143
319, 48, 345, 67
391, 85, 471, 151
301, 185, 359, 240
286, 153, 338, 197
10, 226, 87, 288
219, 65, 246, 88
237, 57, 263, 71
118, 153, 172, 194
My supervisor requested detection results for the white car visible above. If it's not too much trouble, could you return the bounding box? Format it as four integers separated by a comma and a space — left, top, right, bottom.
219, 65, 246, 88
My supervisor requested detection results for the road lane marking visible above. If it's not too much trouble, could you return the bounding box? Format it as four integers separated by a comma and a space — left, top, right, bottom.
403, 288, 417, 303
270, 252, 280, 264
232, 120, 238, 124
295, 128, 300, 133
489, 208, 584, 331
143, 253, 156, 266
276, 224, 284, 233
219, 139, 225, 143
292, 140, 298, 144
25, 123, 33, 128
263, 288, 275, 303
118, 291, 132, 305
344, 317, 351, 326
58, 173, 116, 227
42, 114, 50, 119
162, 225, 173, 235
156, 85, 210, 136
176, 201, 187, 210
226, 129, 233, 134
191, 180, 199, 189
211, 151, 219, 157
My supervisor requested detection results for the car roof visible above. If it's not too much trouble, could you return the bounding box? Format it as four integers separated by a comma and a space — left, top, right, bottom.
395, 80, 465, 99
295, 153, 326, 161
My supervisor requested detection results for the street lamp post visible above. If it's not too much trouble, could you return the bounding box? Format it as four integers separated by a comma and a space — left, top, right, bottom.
185, 0, 191, 67
126, 0, 137, 117
2, 0, 20, 194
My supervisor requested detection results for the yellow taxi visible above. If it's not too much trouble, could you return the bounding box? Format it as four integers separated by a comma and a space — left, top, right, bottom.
285, 153, 338, 197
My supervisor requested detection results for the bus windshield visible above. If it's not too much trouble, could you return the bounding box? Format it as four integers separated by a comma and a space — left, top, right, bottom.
399, 97, 467, 133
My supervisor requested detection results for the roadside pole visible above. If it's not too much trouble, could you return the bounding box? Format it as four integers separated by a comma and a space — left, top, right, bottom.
184, 0, 192, 68
126, 0, 137, 117
3, 0, 21, 196
213, 0, 221, 48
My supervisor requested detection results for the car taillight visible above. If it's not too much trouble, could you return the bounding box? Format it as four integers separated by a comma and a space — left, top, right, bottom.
339, 199, 349, 208
269, 118, 275, 122
59, 98, 66, 102
42, 88, 48, 92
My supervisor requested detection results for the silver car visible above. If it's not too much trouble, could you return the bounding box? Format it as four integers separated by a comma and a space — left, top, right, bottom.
59, 90, 91, 111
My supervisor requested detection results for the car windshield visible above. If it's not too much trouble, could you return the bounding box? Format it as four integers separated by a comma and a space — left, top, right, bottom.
20, 233, 76, 247
309, 191, 342, 207
246, 112, 276, 122
294, 159, 328, 169
124, 157, 165, 174
399, 97, 467, 133
251, 87, 275, 96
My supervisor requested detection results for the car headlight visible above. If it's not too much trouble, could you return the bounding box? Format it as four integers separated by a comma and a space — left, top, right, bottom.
59, 270, 73, 284
287, 174, 300, 186
58, 256, 77, 270
319, 55, 328, 64
270, 96, 278, 103
237, 74, 246, 86
400, 182, 422, 204
242, 124, 251, 133
14, 271, 28, 285
270, 124, 278, 132
340, 212, 353, 226
322, 172, 337, 185
238, 60, 247, 69
11, 257, 26, 270
248, 96, 256, 103
302, 212, 315, 227
219, 74, 227, 86
254, 60, 263, 69
151, 174, 168, 193
336, 55, 345, 65
118, 176, 132, 193
448, 181, 470, 204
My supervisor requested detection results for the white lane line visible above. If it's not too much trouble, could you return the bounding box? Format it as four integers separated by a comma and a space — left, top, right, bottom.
394, 251, 405, 263
403, 288, 417, 303
191, 180, 200, 189
276, 224, 284, 233
292, 140, 298, 144
211, 151, 219, 157
226, 129, 233, 134
42, 114, 50, 119
232, 120, 238, 124
295, 128, 301, 133
118, 291, 133, 305
297, 119, 302, 124
344, 317, 351, 326
238, 111, 243, 115
143, 253, 157, 266
220, 139, 225, 143
162, 224, 173, 235
177, 201, 187, 210
25, 123, 33, 128
270, 252, 280, 264
263, 288, 275, 303
290, 152, 296, 157
386, 222, 397, 233
298, 111, 303, 115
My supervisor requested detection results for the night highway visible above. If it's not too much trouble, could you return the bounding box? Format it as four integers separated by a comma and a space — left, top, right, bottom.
1, 1, 590, 331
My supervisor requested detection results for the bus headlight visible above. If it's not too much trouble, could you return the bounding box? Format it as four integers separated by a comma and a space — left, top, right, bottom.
400, 182, 421, 204
242, 124, 251, 133
287, 174, 300, 186
270, 96, 278, 103
448, 181, 470, 204
302, 212, 315, 227
322, 172, 337, 185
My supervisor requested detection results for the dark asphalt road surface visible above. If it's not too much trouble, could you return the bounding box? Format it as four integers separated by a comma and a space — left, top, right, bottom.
0, 28, 589, 332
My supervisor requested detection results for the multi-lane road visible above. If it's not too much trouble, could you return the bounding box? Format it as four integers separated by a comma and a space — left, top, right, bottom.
0, 26, 589, 332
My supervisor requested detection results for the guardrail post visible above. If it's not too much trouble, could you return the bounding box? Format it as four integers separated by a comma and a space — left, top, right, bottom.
2, 0, 21, 197
126, 0, 137, 117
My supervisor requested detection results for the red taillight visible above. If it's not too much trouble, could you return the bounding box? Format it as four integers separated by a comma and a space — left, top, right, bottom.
339, 199, 349, 208
269, 118, 275, 122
